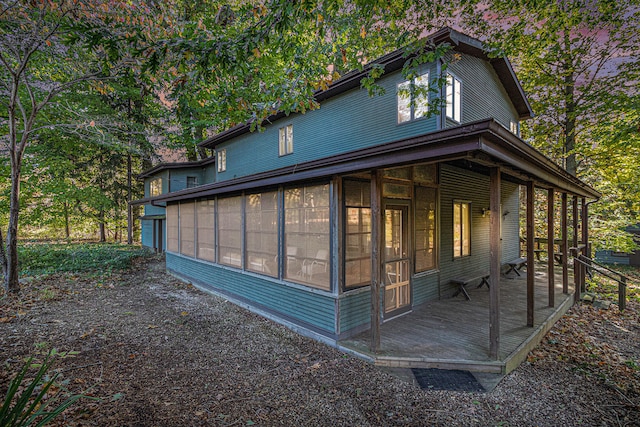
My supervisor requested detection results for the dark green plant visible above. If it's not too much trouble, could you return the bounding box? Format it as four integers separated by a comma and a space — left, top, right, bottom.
0, 351, 87, 427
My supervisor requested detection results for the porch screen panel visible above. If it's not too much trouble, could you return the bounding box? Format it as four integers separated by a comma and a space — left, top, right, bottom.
166, 204, 179, 253
245, 191, 278, 277
415, 186, 437, 271
196, 200, 215, 262
344, 180, 371, 289
218, 196, 242, 267
284, 183, 330, 290
179, 201, 195, 257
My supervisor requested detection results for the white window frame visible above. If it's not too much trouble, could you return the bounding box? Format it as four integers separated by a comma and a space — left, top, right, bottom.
149, 177, 162, 197
397, 72, 430, 124
510, 120, 520, 136
446, 73, 462, 123
217, 149, 226, 172
278, 124, 293, 156
453, 200, 471, 258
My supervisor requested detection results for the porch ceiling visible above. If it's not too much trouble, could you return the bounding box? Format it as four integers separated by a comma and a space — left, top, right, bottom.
152, 118, 599, 204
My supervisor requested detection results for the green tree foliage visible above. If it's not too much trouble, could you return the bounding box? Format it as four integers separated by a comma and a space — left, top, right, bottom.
0, 0, 157, 292
462, 0, 640, 252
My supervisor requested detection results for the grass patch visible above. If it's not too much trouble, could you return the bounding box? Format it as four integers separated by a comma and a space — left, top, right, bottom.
18, 242, 152, 277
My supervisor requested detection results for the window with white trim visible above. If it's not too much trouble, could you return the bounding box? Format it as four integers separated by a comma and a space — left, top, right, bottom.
446, 73, 462, 122
453, 201, 471, 258
397, 72, 429, 123
149, 177, 162, 196
510, 120, 520, 136
278, 124, 293, 156
217, 149, 226, 172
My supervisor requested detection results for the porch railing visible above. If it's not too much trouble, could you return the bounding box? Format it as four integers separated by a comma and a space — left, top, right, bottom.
570, 248, 629, 311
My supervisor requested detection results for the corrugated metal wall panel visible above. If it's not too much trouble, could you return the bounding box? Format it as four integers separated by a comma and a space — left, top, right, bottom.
446, 53, 519, 130
439, 164, 520, 296
216, 65, 439, 181
141, 220, 153, 248
166, 253, 337, 334
412, 271, 440, 305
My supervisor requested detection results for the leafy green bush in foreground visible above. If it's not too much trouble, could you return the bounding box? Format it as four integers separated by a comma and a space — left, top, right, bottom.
18, 243, 151, 277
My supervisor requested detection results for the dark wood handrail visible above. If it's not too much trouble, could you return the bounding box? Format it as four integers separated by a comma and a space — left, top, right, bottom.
570, 250, 629, 311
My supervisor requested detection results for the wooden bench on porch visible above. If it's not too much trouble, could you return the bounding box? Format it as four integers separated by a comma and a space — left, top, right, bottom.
451, 273, 490, 300
505, 257, 527, 276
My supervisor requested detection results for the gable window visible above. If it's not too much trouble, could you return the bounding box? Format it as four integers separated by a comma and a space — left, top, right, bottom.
453, 201, 471, 258
278, 124, 293, 156
510, 120, 520, 136
397, 72, 429, 123
187, 176, 197, 188
217, 149, 226, 172
149, 177, 162, 197
446, 73, 462, 122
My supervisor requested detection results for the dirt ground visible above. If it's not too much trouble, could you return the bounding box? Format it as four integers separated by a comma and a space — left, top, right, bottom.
1, 255, 639, 426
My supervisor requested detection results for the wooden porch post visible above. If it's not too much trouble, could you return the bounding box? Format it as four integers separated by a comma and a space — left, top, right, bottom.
561, 193, 569, 294
526, 181, 535, 327
547, 188, 555, 307
370, 170, 382, 352
573, 195, 581, 304
489, 167, 501, 360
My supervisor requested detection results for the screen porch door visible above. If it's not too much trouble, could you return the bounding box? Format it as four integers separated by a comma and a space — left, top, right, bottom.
383, 204, 411, 318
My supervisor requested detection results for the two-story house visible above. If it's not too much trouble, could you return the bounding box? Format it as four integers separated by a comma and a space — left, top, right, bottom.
135, 28, 599, 373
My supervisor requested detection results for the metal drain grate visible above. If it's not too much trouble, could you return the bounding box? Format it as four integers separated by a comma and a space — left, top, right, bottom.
411, 368, 485, 392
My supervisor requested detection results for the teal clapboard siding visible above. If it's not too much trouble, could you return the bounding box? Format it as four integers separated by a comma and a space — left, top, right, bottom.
339, 288, 371, 334
446, 53, 520, 130
595, 250, 630, 265
215, 64, 439, 182
166, 252, 337, 335
141, 219, 153, 248
439, 164, 520, 296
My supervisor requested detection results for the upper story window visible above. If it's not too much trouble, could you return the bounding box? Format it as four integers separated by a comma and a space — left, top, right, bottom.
510, 120, 520, 136
397, 72, 429, 123
149, 177, 162, 197
278, 124, 294, 156
187, 176, 197, 188
446, 73, 462, 123
453, 200, 471, 258
217, 149, 226, 172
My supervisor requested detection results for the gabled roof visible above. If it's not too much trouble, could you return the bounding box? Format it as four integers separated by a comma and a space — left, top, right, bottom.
200, 27, 533, 149
137, 156, 216, 180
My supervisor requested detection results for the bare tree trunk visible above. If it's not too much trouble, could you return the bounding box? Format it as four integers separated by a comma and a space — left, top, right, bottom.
99, 210, 106, 242
0, 227, 8, 287
64, 201, 70, 240
127, 153, 133, 244
563, 34, 577, 177
5, 164, 21, 293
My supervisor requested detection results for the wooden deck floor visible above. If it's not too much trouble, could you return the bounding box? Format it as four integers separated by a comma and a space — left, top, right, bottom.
339, 263, 576, 374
